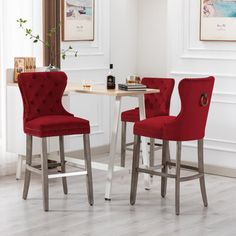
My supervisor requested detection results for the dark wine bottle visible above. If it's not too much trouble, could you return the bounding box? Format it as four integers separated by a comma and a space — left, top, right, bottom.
107, 64, 115, 89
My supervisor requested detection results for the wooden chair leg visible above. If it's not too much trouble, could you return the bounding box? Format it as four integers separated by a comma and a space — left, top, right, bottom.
41, 137, 49, 211
198, 139, 208, 207
59, 136, 68, 195
130, 135, 141, 205
166, 141, 172, 169
161, 140, 168, 198
83, 134, 94, 206
121, 121, 127, 167
175, 141, 181, 215
149, 138, 155, 167
23, 135, 33, 200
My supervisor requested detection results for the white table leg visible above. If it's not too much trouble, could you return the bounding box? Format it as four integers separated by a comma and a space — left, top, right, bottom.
16, 155, 24, 180
105, 96, 122, 200
138, 95, 151, 190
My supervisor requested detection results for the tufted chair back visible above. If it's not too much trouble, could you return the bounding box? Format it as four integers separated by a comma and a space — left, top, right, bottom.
164, 76, 215, 141
141, 78, 175, 117
18, 72, 72, 124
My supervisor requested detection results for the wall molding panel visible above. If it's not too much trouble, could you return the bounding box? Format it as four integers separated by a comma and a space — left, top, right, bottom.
168, 0, 236, 172
60, 0, 111, 150
182, 139, 236, 154
180, 0, 236, 61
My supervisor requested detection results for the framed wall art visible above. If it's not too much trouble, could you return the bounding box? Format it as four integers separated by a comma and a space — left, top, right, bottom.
62, 0, 94, 41
14, 57, 36, 83
200, 0, 236, 41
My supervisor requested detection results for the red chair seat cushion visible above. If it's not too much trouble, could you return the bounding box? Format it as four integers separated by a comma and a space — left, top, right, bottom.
134, 116, 176, 139
24, 115, 90, 137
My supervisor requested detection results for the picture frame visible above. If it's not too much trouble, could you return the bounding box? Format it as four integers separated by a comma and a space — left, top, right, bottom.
200, 0, 236, 41
14, 57, 36, 83
62, 0, 95, 41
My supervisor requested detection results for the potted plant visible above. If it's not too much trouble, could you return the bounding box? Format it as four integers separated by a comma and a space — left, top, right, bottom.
17, 18, 78, 71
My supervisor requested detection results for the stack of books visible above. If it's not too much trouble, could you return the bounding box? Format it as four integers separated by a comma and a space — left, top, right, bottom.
118, 83, 147, 91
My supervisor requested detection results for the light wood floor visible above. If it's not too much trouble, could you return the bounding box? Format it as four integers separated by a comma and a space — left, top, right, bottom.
1, 153, 236, 236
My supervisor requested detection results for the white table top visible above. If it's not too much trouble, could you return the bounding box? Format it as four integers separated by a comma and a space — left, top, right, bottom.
66, 84, 160, 97
7, 82, 160, 96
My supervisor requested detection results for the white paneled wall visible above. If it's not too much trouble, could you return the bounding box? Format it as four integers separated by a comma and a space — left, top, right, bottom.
60, 0, 110, 151
110, 0, 140, 147
1, 0, 140, 157
110, 0, 138, 82
167, 0, 236, 170
62, 0, 140, 151
4, 0, 234, 174
137, 0, 168, 77
0, 0, 4, 141
1, 0, 43, 152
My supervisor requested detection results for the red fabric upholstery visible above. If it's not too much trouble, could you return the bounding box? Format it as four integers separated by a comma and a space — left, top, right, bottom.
18, 72, 90, 137
25, 115, 90, 137
121, 108, 140, 123
133, 116, 176, 139
121, 78, 175, 122
134, 77, 215, 141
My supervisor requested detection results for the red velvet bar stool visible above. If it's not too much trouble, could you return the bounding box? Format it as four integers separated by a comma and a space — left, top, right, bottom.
130, 77, 215, 215
121, 78, 175, 167
18, 72, 93, 211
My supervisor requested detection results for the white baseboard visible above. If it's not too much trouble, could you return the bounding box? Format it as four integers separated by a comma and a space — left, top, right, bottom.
181, 160, 236, 178
66, 144, 110, 158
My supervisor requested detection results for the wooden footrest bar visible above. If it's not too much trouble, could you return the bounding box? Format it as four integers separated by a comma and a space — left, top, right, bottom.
147, 142, 162, 147
149, 164, 163, 170
126, 142, 134, 147
32, 162, 62, 170
26, 164, 41, 175
137, 167, 176, 178
167, 161, 199, 171
127, 146, 162, 152
137, 167, 204, 182
180, 173, 204, 182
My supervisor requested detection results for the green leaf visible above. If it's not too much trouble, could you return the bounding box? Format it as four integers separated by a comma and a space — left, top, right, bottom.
62, 54, 66, 60
69, 45, 73, 50
33, 39, 38, 43
26, 28, 32, 34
